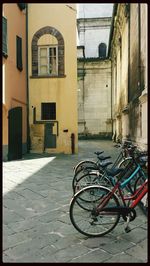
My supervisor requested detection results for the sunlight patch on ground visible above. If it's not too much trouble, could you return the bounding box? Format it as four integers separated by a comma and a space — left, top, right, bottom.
3, 157, 56, 195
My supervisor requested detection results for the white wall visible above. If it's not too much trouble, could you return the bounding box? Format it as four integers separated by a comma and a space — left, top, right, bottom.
77, 18, 112, 58
77, 4, 113, 18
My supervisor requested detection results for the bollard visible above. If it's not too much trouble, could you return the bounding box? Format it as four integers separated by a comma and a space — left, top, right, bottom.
71, 133, 75, 154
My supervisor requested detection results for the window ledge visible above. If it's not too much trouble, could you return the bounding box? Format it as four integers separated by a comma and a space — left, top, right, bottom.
30, 74, 66, 79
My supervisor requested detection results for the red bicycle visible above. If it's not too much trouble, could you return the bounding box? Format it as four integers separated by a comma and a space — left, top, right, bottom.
69, 174, 148, 237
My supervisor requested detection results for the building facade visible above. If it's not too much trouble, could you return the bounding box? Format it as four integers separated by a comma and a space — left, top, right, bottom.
28, 4, 78, 154
109, 3, 148, 149
77, 17, 112, 58
77, 16, 112, 138
2, 3, 27, 161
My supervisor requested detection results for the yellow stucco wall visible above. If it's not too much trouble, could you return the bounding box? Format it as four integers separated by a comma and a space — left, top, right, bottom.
28, 4, 78, 154
2, 4, 27, 147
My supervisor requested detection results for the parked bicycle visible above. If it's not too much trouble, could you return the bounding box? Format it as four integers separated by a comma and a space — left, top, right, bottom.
73, 140, 133, 176
72, 145, 147, 195
69, 165, 148, 237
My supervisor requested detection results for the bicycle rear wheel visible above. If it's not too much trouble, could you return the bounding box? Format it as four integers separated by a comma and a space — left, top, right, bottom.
73, 160, 98, 175
73, 172, 112, 195
70, 185, 120, 237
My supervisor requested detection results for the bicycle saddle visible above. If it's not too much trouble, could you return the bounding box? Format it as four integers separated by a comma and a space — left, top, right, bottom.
106, 167, 124, 177
94, 151, 104, 155
99, 161, 113, 168
98, 155, 111, 161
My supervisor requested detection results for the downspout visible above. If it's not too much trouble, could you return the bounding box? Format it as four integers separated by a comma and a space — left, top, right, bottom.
128, 4, 130, 103
26, 4, 30, 152
138, 3, 141, 92
110, 59, 113, 137
127, 4, 131, 141
138, 3, 142, 138
107, 4, 118, 138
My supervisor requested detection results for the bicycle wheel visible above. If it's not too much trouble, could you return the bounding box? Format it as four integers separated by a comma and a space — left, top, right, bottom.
118, 157, 133, 169
73, 171, 112, 194
70, 185, 121, 237
73, 166, 101, 191
73, 160, 98, 175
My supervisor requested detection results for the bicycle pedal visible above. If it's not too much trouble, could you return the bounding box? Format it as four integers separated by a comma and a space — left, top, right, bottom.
124, 226, 131, 233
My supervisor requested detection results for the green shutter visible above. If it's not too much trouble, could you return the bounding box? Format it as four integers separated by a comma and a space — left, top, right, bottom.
17, 3, 26, 10
16, 36, 23, 71
2, 16, 8, 57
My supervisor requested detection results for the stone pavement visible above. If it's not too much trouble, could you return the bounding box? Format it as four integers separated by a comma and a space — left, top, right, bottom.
3, 140, 148, 263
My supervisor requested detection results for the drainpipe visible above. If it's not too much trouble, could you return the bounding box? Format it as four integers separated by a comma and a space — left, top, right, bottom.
71, 133, 75, 154
26, 4, 30, 152
128, 4, 130, 103
138, 3, 141, 92
110, 59, 113, 137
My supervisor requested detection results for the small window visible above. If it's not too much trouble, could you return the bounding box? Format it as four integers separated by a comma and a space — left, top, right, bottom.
2, 16, 8, 57
98, 43, 107, 58
38, 46, 58, 76
16, 36, 23, 71
41, 103, 56, 120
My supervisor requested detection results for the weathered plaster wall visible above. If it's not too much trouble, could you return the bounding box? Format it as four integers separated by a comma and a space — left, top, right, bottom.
78, 59, 112, 138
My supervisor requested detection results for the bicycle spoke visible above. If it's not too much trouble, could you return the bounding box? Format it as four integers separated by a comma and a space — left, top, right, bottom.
70, 186, 120, 237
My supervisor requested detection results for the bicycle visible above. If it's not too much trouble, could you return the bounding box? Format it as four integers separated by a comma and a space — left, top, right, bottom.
73, 140, 134, 176
72, 149, 147, 195
69, 172, 148, 237
72, 141, 138, 191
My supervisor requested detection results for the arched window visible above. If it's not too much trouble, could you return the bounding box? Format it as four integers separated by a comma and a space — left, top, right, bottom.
31, 26, 64, 77
98, 43, 107, 58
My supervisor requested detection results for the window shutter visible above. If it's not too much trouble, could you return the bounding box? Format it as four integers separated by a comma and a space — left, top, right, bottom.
99, 43, 107, 58
2, 17, 8, 57
17, 3, 26, 10
16, 36, 23, 71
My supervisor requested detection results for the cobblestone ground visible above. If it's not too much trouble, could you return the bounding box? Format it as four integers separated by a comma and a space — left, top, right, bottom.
3, 140, 148, 263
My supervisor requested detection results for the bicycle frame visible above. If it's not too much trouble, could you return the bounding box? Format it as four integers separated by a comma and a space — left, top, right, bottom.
96, 178, 148, 214
113, 145, 133, 168
75, 157, 147, 194
124, 180, 148, 208
103, 157, 146, 188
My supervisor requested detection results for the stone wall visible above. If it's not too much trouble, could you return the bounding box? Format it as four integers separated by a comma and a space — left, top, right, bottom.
110, 3, 147, 149
77, 58, 112, 138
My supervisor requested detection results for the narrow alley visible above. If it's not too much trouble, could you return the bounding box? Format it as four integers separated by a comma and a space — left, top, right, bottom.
3, 140, 147, 263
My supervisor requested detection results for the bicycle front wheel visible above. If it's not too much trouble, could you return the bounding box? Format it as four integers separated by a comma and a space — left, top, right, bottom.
70, 185, 120, 237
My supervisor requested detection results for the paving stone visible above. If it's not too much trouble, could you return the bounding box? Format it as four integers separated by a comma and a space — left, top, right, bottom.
4, 191, 26, 200
6, 219, 39, 233
2, 140, 147, 263
4, 234, 59, 260
70, 248, 111, 262
82, 235, 116, 249
119, 227, 148, 244
3, 231, 32, 250
3, 207, 25, 225
125, 239, 148, 262
3, 252, 15, 263
3, 199, 38, 219
48, 244, 91, 262
19, 188, 46, 200
3, 224, 16, 236
53, 235, 81, 249
105, 251, 145, 263
38, 210, 65, 223
100, 238, 136, 255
